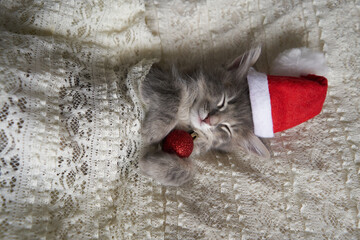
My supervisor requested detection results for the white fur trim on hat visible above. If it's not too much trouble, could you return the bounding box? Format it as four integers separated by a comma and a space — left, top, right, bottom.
247, 68, 274, 138
270, 48, 329, 77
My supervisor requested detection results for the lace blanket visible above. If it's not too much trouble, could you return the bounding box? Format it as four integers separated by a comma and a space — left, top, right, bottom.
1, 0, 359, 239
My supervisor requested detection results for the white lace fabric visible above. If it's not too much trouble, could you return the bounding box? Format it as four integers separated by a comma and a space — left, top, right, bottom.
1, 0, 359, 239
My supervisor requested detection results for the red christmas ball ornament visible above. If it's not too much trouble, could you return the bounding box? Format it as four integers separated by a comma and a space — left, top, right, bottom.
162, 129, 194, 158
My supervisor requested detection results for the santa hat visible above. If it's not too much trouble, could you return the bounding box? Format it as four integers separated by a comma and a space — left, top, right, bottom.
247, 68, 328, 138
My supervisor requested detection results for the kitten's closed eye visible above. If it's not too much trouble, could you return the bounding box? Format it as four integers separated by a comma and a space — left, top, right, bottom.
217, 94, 226, 111
220, 123, 232, 136
227, 97, 237, 105
206, 94, 227, 118
216, 94, 238, 111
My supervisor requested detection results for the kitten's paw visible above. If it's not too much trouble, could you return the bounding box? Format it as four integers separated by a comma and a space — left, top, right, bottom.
141, 119, 176, 145
141, 125, 166, 144
139, 151, 194, 186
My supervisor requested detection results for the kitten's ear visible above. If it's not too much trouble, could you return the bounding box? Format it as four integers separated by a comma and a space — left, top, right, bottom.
239, 131, 270, 158
227, 46, 261, 79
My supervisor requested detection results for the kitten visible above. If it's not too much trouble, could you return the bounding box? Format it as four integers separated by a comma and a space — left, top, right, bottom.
139, 47, 270, 186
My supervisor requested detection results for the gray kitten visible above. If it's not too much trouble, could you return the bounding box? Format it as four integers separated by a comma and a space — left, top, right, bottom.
139, 47, 270, 186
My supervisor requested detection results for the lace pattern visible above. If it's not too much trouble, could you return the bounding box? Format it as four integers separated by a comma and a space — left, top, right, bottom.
1, 0, 360, 239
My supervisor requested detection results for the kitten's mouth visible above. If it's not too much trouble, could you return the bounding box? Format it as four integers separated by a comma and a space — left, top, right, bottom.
202, 115, 211, 125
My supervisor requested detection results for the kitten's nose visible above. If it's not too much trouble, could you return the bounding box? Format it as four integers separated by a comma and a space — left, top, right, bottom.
203, 115, 211, 125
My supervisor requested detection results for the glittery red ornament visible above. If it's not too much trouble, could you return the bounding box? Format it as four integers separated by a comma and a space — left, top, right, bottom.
162, 129, 194, 158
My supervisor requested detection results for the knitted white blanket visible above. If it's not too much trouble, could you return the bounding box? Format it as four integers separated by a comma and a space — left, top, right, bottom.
1, 0, 359, 239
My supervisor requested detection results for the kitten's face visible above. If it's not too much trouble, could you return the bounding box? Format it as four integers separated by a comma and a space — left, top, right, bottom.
189, 71, 252, 154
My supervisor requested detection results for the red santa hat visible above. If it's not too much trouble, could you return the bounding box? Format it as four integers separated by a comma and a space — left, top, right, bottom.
247, 68, 328, 138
